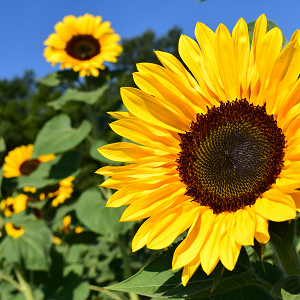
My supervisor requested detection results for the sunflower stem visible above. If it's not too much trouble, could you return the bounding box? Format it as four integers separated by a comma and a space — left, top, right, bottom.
89, 285, 124, 300
269, 220, 300, 277
0, 273, 22, 291
14, 264, 35, 300
85, 76, 100, 140
117, 234, 140, 300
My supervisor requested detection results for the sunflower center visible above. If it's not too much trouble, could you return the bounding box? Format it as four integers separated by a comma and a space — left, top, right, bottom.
177, 99, 286, 214
66, 35, 101, 60
7, 204, 14, 213
20, 159, 40, 176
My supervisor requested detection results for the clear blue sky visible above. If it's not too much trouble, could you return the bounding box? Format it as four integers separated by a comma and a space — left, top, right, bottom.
1, 0, 299, 80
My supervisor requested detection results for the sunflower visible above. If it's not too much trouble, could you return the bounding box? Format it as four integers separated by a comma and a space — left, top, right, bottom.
5, 222, 24, 239
97, 14, 300, 285
3, 144, 55, 178
49, 176, 75, 207
43, 14, 123, 77
1, 194, 32, 217
62, 215, 71, 233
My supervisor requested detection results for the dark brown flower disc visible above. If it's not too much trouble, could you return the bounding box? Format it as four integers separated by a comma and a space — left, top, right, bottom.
66, 35, 101, 60
177, 99, 286, 214
20, 159, 41, 176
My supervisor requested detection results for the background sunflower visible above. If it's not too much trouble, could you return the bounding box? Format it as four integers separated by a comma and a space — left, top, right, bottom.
44, 14, 123, 77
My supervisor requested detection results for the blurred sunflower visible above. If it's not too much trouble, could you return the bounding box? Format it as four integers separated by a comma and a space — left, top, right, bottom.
49, 176, 75, 207
3, 144, 55, 178
44, 13, 123, 77
97, 14, 300, 285
61, 215, 84, 234
5, 222, 24, 239
1, 194, 32, 217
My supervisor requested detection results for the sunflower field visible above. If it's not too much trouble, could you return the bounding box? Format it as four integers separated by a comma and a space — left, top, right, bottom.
1, 11, 300, 300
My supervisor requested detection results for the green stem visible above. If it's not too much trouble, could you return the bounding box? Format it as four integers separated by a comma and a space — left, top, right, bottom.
89, 285, 124, 300
117, 235, 140, 300
0, 273, 22, 291
14, 265, 35, 300
85, 76, 100, 140
269, 220, 300, 277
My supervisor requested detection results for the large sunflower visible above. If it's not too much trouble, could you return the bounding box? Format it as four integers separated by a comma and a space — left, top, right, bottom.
3, 144, 55, 178
97, 15, 300, 286
44, 14, 123, 77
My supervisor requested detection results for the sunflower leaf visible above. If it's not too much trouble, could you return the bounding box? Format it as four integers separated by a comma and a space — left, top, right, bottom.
75, 188, 135, 236
32, 114, 91, 158
0, 137, 6, 152
271, 276, 300, 299
38, 70, 78, 87
48, 85, 108, 109
281, 289, 300, 300
0, 219, 52, 271
106, 244, 261, 298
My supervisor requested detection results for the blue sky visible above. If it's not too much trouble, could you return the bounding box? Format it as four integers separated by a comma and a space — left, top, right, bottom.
1, 0, 300, 80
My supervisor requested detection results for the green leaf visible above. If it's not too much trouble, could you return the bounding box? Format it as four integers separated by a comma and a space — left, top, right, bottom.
247, 19, 288, 49
38, 73, 61, 87
210, 285, 273, 300
0, 137, 6, 152
48, 85, 109, 109
32, 114, 91, 158
281, 289, 300, 300
0, 219, 52, 270
89, 139, 121, 165
106, 245, 256, 299
66, 244, 87, 264
43, 272, 90, 300
38, 70, 78, 87
75, 188, 135, 235
271, 276, 300, 299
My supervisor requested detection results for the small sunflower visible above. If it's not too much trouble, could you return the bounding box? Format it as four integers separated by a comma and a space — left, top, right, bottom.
44, 13, 123, 77
49, 176, 75, 207
3, 144, 55, 178
53, 236, 62, 244
5, 222, 24, 239
62, 215, 71, 233
1, 194, 31, 217
97, 14, 300, 285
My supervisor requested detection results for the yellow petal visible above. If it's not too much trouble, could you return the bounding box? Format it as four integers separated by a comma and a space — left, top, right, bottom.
121, 87, 189, 133
254, 214, 270, 244
133, 71, 196, 121
214, 24, 240, 100
98, 142, 169, 162
120, 182, 187, 221
219, 213, 242, 271
109, 118, 180, 153
195, 22, 225, 100
232, 18, 250, 97
172, 208, 213, 270
147, 202, 200, 249
132, 205, 170, 252
249, 14, 267, 67
288, 191, 300, 212
181, 254, 202, 286
255, 188, 296, 221
200, 213, 226, 275
232, 206, 255, 246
